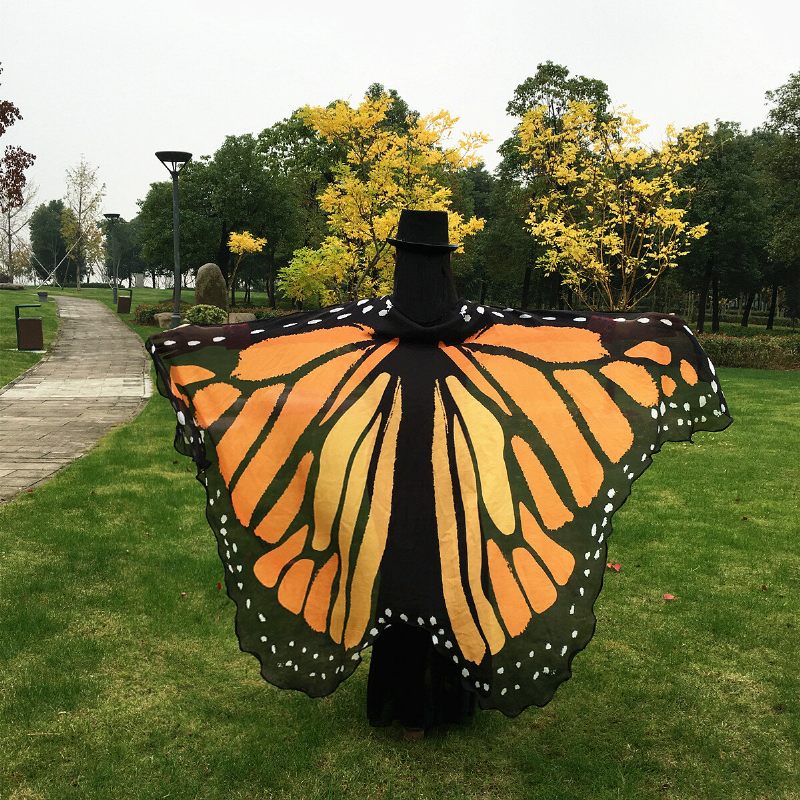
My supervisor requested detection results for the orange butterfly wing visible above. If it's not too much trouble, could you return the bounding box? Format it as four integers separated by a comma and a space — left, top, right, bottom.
149, 304, 730, 713
151, 314, 406, 694
429, 313, 730, 709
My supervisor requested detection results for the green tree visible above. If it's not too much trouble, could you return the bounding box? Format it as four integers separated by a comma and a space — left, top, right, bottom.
136, 133, 306, 304
135, 165, 220, 289
258, 109, 345, 304
364, 82, 417, 133
500, 61, 611, 179
29, 199, 68, 282
493, 62, 612, 309
101, 216, 146, 287
681, 123, 769, 331
134, 182, 175, 287
762, 72, 800, 324
204, 134, 290, 305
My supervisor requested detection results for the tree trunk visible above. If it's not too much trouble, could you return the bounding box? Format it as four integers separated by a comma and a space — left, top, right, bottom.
479, 279, 487, 303
741, 291, 755, 326
76, 187, 83, 290
696, 262, 713, 333
549, 273, 560, 309
4, 208, 11, 271
216, 221, 231, 283
267, 266, 276, 308
711, 273, 720, 333
684, 290, 694, 321
520, 265, 532, 309
766, 282, 779, 330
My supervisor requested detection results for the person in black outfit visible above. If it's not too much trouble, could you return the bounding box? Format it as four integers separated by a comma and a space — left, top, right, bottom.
366, 209, 477, 738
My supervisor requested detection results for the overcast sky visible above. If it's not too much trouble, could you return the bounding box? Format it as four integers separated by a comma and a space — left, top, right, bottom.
1, 0, 798, 220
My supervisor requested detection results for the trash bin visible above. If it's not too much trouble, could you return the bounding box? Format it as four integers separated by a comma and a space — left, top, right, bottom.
16, 304, 43, 351
37, 291, 48, 302
117, 289, 133, 314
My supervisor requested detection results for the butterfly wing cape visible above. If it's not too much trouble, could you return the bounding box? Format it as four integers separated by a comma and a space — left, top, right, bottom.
146, 296, 731, 716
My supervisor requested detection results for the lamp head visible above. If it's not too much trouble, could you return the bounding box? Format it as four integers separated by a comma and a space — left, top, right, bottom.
155, 150, 192, 175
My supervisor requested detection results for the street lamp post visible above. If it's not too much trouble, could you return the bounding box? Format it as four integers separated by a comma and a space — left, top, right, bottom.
155, 150, 192, 328
103, 212, 121, 303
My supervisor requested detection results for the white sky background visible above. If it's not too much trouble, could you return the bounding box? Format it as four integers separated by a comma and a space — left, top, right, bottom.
1, 0, 798, 221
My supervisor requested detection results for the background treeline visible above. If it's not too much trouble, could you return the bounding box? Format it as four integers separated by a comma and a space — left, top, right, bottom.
22, 65, 800, 330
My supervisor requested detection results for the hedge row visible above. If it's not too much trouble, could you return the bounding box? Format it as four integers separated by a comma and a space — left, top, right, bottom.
717, 312, 794, 327
236, 306, 295, 320
698, 333, 800, 370
132, 302, 295, 326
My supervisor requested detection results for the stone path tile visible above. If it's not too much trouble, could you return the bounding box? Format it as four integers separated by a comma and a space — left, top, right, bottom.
0, 296, 152, 502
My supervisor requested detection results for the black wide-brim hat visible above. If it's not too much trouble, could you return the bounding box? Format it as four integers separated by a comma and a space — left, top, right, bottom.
387, 209, 460, 252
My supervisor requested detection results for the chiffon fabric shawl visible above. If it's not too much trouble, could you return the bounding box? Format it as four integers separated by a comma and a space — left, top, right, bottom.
146, 296, 731, 716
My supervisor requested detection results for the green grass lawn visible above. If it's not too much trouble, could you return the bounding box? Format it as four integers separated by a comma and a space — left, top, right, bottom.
0, 289, 59, 387
1, 360, 798, 799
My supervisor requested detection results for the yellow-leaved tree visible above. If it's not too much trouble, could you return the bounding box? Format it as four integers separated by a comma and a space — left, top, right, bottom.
277, 91, 488, 304
228, 230, 267, 305
518, 100, 708, 310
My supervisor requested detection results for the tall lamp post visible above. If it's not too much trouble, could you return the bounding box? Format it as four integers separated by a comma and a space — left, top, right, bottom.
103, 212, 121, 303
155, 150, 192, 328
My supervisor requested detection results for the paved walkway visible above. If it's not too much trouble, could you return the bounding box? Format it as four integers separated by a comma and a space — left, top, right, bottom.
0, 295, 152, 502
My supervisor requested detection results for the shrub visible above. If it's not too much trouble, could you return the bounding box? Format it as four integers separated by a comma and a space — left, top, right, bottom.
133, 300, 191, 326
186, 304, 228, 325
698, 333, 800, 370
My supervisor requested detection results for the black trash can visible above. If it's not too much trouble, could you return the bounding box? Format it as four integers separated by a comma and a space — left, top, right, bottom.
16, 304, 43, 351
117, 289, 133, 314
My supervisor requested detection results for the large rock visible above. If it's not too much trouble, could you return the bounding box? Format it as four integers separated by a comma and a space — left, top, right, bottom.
195, 263, 227, 311
155, 312, 177, 329
228, 312, 256, 323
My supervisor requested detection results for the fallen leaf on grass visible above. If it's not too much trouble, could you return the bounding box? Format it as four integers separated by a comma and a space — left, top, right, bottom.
606, 562, 622, 572
662, 593, 677, 601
